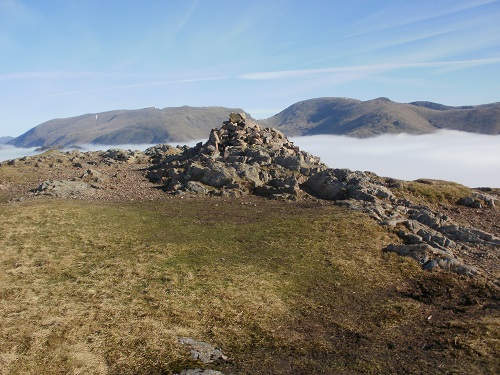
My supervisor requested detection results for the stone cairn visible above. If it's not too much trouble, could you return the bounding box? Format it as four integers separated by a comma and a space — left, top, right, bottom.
146, 112, 326, 199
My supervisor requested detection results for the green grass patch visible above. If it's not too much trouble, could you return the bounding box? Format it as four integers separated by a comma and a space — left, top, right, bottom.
395, 179, 472, 206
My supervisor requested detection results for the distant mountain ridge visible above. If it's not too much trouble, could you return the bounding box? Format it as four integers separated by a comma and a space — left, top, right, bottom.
9, 98, 500, 147
261, 97, 500, 138
9, 106, 247, 148
0, 136, 13, 145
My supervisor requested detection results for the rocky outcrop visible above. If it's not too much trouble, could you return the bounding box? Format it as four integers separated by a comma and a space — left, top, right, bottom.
147, 113, 326, 199
303, 169, 394, 202
303, 169, 499, 277
457, 192, 497, 208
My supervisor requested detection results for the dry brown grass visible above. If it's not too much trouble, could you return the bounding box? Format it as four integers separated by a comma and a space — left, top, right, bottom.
0, 197, 498, 374
394, 178, 473, 207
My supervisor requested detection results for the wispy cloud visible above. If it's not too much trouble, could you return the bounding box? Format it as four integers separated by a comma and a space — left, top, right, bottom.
347, 0, 499, 39
39, 75, 231, 98
238, 58, 500, 80
175, 0, 198, 33
17, 57, 500, 98
0, 0, 39, 25
0, 71, 103, 81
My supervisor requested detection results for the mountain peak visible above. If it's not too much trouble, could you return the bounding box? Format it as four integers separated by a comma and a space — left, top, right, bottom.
8, 98, 500, 148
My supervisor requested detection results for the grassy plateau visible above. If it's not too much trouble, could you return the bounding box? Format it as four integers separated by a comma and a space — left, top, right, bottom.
0, 150, 498, 374
0, 194, 498, 374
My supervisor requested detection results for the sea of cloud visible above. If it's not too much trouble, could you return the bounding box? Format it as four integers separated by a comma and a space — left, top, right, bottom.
291, 130, 500, 188
1, 130, 499, 188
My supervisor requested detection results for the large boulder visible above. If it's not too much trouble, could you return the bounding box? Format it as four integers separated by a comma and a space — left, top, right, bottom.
303, 168, 394, 202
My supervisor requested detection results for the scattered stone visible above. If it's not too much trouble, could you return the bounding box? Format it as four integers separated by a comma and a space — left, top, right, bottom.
33, 179, 97, 198
178, 337, 228, 364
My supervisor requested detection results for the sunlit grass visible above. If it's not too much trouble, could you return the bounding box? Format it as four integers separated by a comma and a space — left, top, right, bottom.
0, 197, 497, 374
395, 179, 472, 206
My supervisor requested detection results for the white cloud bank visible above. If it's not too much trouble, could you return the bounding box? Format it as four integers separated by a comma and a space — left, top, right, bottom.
292, 130, 500, 188
1, 131, 499, 188
0, 145, 40, 161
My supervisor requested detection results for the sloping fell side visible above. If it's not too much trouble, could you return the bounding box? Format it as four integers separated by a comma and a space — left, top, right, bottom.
148, 114, 500, 282
261, 97, 500, 137
9, 106, 248, 148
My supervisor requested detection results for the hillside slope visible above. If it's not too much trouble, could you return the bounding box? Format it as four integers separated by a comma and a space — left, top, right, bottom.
0, 136, 13, 145
9, 98, 500, 148
10, 106, 246, 148
261, 97, 500, 137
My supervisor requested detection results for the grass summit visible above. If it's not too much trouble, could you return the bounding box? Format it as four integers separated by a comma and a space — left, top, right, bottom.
0, 197, 498, 374
0, 113, 499, 374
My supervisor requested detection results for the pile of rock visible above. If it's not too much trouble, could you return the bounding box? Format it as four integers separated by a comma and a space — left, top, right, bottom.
147, 113, 326, 199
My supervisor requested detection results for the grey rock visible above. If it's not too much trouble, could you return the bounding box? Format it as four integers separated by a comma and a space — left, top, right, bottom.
402, 233, 423, 245
457, 196, 482, 208
303, 168, 395, 203
187, 162, 238, 188
178, 337, 227, 364
33, 179, 96, 198
439, 225, 500, 245
458, 192, 497, 208
385, 243, 473, 274
229, 112, 246, 123
185, 181, 209, 194
81, 169, 103, 183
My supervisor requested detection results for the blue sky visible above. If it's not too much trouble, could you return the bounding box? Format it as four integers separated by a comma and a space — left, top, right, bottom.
1, 0, 499, 137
